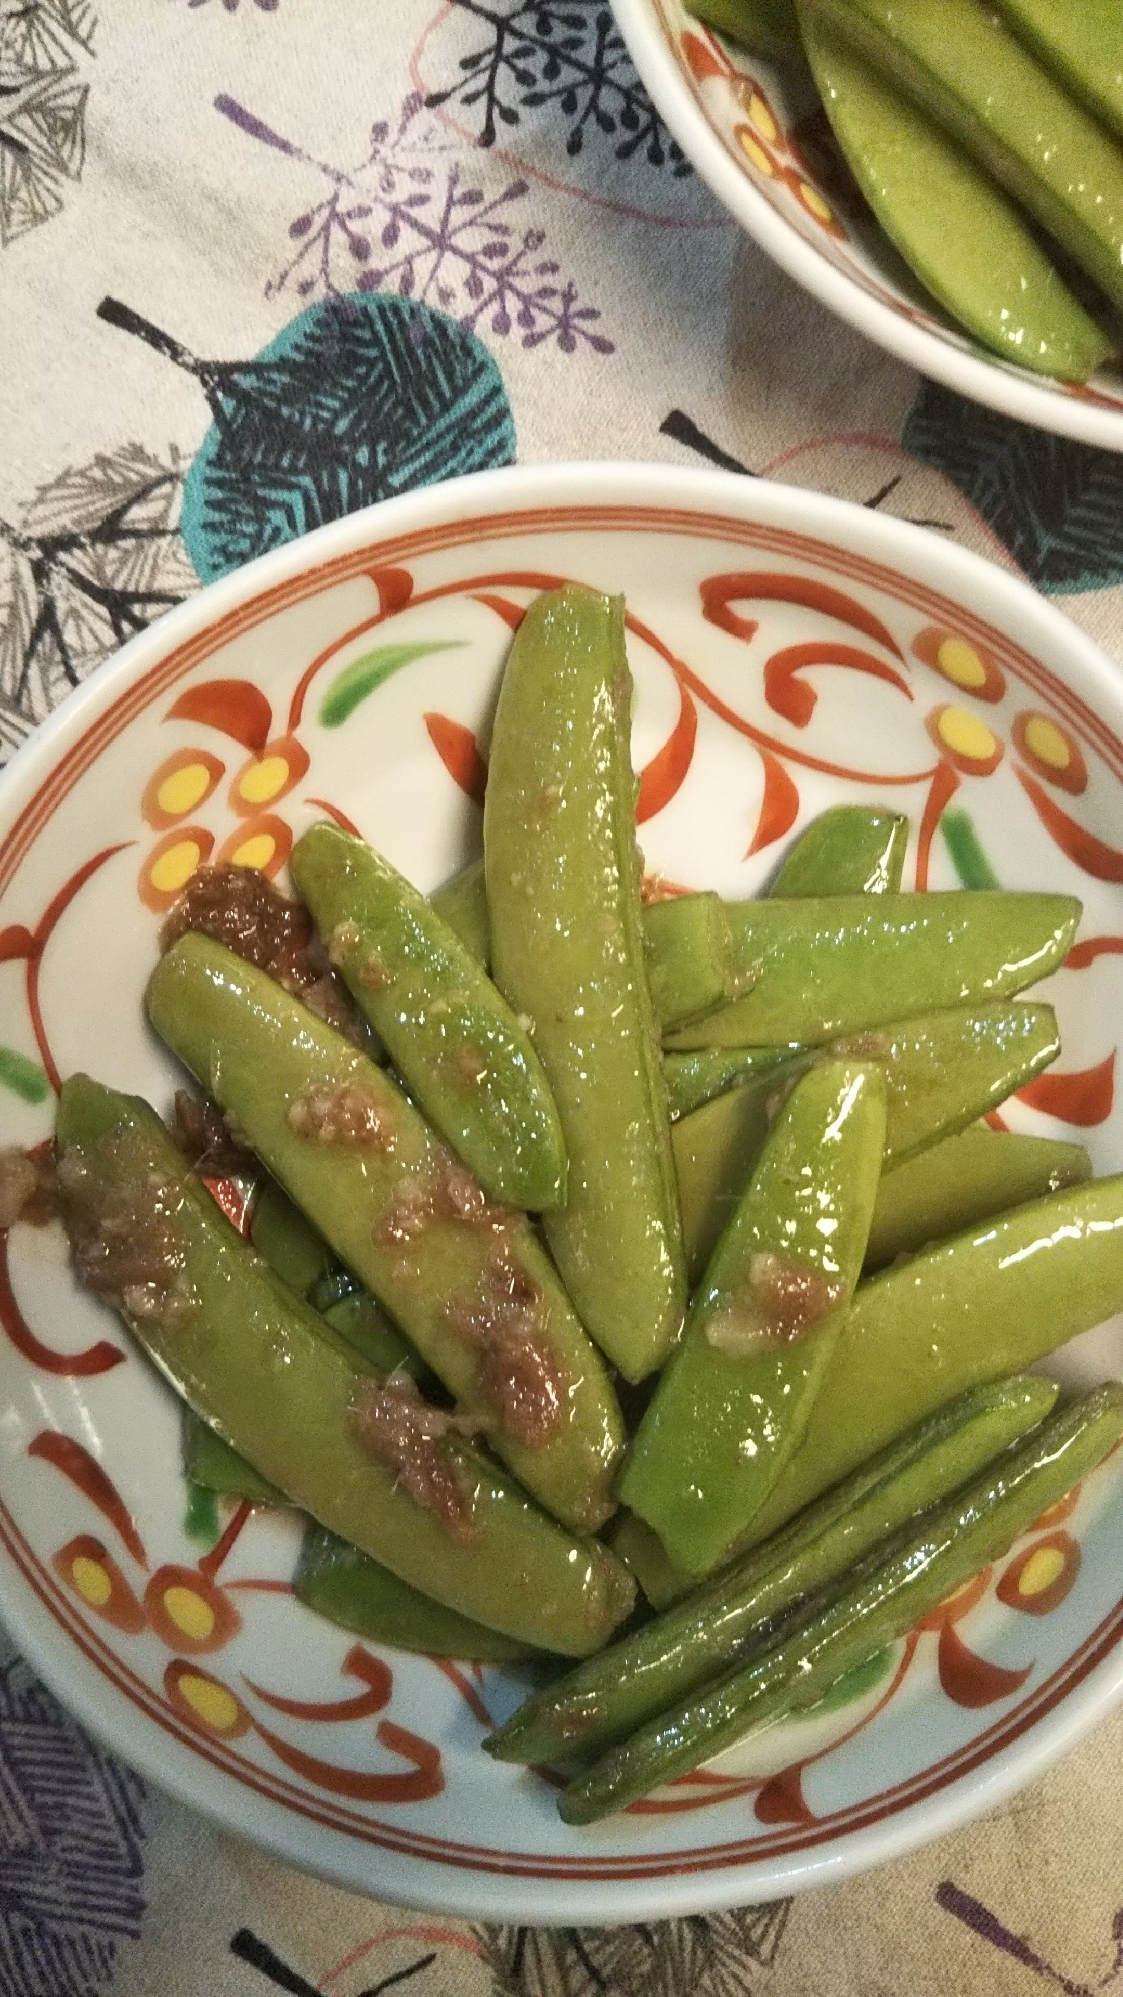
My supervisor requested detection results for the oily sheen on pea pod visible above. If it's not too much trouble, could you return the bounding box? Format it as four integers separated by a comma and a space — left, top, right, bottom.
54, 1079, 634, 1656
147, 935, 626, 1534
485, 586, 687, 1382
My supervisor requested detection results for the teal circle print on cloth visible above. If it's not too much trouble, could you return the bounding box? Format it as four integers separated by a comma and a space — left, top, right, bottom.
180, 292, 516, 583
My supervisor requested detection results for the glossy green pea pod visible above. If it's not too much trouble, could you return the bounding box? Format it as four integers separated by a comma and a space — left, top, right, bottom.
430, 856, 490, 968
251, 1177, 332, 1298
621, 1061, 886, 1576
56, 1078, 634, 1655
291, 824, 567, 1212
664, 1045, 798, 1122
747, 1171, 1123, 1543
484, 586, 687, 1381
642, 893, 753, 1031
184, 1414, 285, 1504
663, 891, 1081, 1049
865, 1123, 1091, 1271
294, 1523, 539, 1662
771, 805, 909, 897
672, 999, 1062, 1281
488, 1373, 1057, 1764
685, 0, 802, 58
560, 1383, 1123, 1821
147, 935, 626, 1534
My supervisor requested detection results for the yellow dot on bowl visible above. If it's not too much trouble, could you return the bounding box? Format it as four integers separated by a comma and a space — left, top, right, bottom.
149, 839, 202, 896
937, 708, 997, 763
71, 1556, 112, 1608
1023, 716, 1071, 771
238, 755, 289, 806
179, 1673, 241, 1732
1017, 1545, 1066, 1597
157, 763, 213, 818
935, 637, 987, 689
798, 181, 834, 224
748, 94, 778, 142
163, 1585, 217, 1640
738, 130, 775, 175
230, 833, 276, 871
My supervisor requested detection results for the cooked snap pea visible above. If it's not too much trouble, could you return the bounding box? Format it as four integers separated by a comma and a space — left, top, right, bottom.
664, 1045, 799, 1121
642, 893, 753, 1031
56, 1077, 634, 1655
147, 935, 626, 1533
771, 805, 909, 897
663, 891, 1081, 1048
250, 1178, 332, 1299
488, 1373, 1057, 1764
747, 1171, 1123, 1544
484, 585, 686, 1381
292, 824, 567, 1212
294, 1521, 539, 1661
865, 1123, 1092, 1271
431, 856, 490, 967
560, 1383, 1123, 1820
621, 1062, 886, 1575
607, 1508, 694, 1610
672, 1001, 1061, 1282
184, 1413, 285, 1504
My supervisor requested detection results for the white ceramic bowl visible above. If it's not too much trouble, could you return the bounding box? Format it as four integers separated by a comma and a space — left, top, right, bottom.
612, 0, 1123, 449
2, 462, 1123, 1924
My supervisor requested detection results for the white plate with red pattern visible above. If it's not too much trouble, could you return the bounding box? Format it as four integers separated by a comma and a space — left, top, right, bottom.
612, 0, 1123, 448
2, 461, 1123, 1923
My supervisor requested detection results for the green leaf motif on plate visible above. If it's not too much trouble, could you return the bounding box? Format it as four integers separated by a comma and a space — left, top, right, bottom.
0, 1047, 50, 1104
807, 1643, 897, 1716
319, 642, 466, 729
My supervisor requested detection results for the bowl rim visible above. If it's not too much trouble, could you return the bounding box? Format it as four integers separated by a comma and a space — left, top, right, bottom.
610, 0, 1123, 453
3, 456, 1123, 1924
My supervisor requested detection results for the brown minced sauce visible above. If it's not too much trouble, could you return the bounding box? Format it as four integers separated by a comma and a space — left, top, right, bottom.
351, 1370, 483, 1543
56, 1137, 197, 1328
705, 1250, 844, 1355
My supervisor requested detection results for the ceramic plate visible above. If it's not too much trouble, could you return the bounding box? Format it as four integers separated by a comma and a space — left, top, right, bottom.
3, 462, 1123, 1924
612, 0, 1123, 449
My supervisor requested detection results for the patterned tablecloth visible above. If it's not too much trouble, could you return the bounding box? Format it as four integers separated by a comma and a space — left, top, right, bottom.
4, 3, 1123, 1993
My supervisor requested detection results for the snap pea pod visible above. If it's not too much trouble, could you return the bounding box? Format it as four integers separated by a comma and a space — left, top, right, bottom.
607, 1509, 693, 1610
488, 1374, 1057, 1764
664, 1045, 799, 1122
865, 1123, 1091, 1271
251, 1179, 432, 1379
148, 936, 626, 1533
55, 1077, 635, 1655
621, 1061, 886, 1576
685, 0, 802, 59
484, 585, 686, 1381
663, 891, 1081, 1048
185, 1415, 285, 1504
770, 805, 909, 897
642, 893, 753, 1031
294, 1523, 539, 1662
431, 856, 490, 968
251, 1177, 332, 1298
560, 1383, 1123, 1821
746, 1171, 1123, 1544
672, 1000, 1061, 1281
292, 824, 567, 1211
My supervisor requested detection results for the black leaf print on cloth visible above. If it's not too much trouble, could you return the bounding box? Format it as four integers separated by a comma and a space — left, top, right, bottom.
98, 290, 516, 582
0, 0, 96, 247
902, 380, 1123, 596
477, 1903, 792, 1997
0, 443, 196, 763
0, 1637, 149, 1996
424, 0, 690, 173
216, 90, 614, 352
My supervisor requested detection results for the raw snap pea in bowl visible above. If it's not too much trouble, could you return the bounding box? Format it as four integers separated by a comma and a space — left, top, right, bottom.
3, 462, 1123, 1925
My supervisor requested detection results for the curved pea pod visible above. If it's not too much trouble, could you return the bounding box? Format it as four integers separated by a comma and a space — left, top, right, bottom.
147, 936, 626, 1534
251, 1177, 333, 1298
663, 891, 1081, 1048
484, 585, 686, 1381
560, 1383, 1123, 1821
607, 1509, 694, 1611
620, 1061, 887, 1576
291, 824, 567, 1212
184, 1413, 285, 1504
672, 1073, 788, 1284
747, 1171, 1123, 1544
770, 805, 909, 897
664, 1045, 799, 1122
431, 857, 489, 968
55, 1078, 635, 1655
865, 1123, 1091, 1272
294, 1523, 539, 1662
487, 1373, 1057, 1765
